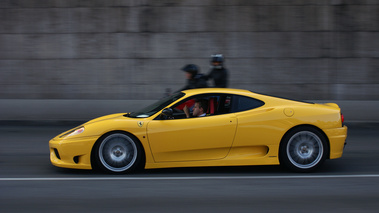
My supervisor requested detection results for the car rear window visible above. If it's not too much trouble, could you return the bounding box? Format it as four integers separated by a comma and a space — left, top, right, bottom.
231, 95, 265, 113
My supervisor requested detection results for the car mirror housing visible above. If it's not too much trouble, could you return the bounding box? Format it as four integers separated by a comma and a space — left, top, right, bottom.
161, 108, 173, 117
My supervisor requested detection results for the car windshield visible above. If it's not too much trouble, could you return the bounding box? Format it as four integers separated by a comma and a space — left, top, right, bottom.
128, 92, 185, 118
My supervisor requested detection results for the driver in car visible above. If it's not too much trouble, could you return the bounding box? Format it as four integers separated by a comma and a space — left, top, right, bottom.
183, 99, 208, 118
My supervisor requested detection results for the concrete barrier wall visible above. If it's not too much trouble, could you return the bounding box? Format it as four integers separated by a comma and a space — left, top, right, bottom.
0, 1, 378, 121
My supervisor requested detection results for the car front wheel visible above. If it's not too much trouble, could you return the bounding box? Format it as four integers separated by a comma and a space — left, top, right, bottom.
94, 132, 143, 173
280, 127, 328, 172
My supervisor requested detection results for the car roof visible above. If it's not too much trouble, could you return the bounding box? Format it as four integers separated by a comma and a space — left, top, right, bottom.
181, 88, 254, 96
181, 88, 312, 105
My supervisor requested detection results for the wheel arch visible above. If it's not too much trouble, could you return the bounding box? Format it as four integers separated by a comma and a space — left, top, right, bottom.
90, 130, 146, 171
279, 124, 330, 159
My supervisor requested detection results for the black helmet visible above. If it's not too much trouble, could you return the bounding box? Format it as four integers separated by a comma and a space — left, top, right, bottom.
211, 54, 224, 69
211, 54, 224, 63
181, 64, 199, 76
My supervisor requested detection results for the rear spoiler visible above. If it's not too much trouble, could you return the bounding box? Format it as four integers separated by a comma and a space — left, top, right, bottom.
322, 103, 340, 109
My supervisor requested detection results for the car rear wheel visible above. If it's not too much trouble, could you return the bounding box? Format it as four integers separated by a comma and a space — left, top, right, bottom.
94, 132, 143, 173
280, 127, 328, 172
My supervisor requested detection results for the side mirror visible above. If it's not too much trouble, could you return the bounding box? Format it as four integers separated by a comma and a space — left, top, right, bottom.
161, 108, 173, 117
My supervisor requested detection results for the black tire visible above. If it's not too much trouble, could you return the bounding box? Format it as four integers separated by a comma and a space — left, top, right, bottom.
279, 126, 329, 172
93, 132, 143, 174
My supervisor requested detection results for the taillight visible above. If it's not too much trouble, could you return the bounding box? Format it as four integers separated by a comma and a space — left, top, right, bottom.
341, 113, 345, 124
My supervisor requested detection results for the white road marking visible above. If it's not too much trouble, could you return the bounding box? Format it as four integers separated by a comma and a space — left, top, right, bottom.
1, 174, 379, 181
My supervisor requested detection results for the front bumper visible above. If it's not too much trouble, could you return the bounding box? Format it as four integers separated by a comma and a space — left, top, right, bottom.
49, 136, 99, 170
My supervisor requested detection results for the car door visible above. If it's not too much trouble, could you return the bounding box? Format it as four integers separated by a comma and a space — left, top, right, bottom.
147, 113, 237, 162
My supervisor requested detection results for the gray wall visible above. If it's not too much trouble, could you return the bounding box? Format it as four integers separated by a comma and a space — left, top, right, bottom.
1, 0, 379, 103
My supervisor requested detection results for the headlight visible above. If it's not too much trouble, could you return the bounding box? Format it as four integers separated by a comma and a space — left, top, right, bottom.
59, 126, 85, 138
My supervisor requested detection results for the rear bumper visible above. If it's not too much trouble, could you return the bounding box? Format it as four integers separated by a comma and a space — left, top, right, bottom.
325, 125, 348, 159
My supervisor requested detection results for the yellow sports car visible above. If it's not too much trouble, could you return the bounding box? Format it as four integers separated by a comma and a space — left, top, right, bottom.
49, 88, 347, 173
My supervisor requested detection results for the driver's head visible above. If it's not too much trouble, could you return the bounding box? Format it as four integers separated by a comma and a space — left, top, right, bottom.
193, 99, 208, 117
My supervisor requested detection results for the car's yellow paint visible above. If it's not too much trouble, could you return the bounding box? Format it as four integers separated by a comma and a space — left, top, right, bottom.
50, 136, 97, 170
147, 113, 237, 162
49, 88, 347, 171
50, 114, 154, 170
324, 127, 348, 159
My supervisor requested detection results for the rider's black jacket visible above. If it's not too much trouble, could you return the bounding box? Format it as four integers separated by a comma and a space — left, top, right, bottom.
206, 67, 228, 88
180, 74, 208, 91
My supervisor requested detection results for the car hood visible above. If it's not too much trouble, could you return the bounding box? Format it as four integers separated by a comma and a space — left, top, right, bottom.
83, 113, 128, 125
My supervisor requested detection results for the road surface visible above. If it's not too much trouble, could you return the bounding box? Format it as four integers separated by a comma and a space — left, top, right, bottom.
0, 122, 378, 212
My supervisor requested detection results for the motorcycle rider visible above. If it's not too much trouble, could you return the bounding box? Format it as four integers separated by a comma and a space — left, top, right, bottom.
206, 54, 228, 88
180, 64, 208, 91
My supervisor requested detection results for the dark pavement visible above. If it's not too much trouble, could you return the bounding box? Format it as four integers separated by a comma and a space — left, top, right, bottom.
0, 122, 378, 212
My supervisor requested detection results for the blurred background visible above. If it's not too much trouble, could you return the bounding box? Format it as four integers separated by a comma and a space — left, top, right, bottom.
0, 0, 378, 121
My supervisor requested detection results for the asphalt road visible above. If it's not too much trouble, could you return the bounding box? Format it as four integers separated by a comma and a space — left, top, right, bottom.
0, 122, 378, 213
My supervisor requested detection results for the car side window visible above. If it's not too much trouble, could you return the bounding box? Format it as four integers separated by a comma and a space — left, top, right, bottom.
230, 95, 264, 113
167, 94, 224, 119
156, 93, 264, 120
